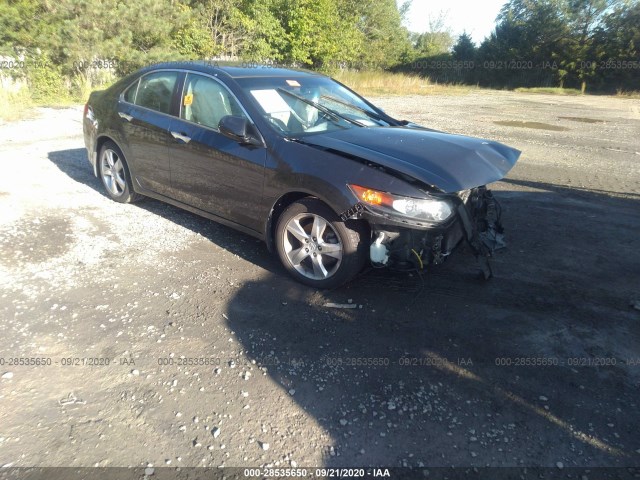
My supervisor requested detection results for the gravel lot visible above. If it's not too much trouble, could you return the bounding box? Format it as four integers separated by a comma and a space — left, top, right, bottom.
0, 91, 639, 474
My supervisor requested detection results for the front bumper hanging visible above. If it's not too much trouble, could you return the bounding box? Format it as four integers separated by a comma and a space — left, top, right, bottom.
457, 187, 506, 278
367, 187, 506, 278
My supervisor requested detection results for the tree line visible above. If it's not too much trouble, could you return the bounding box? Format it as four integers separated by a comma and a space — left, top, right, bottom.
0, 0, 411, 75
404, 0, 640, 93
0, 0, 638, 99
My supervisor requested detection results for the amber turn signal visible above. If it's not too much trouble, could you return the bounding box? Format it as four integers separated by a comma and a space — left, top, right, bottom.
349, 185, 391, 206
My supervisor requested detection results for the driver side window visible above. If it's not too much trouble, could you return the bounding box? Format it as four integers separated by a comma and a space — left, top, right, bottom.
181, 74, 246, 130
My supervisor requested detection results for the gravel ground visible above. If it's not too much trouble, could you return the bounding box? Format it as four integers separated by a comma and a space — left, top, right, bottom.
0, 91, 639, 473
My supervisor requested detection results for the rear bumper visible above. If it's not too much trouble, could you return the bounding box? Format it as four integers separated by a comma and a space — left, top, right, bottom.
82, 110, 99, 177
86, 145, 98, 177
365, 187, 505, 270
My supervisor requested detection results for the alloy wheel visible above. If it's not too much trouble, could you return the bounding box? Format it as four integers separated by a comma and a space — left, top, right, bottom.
100, 149, 126, 197
282, 213, 343, 280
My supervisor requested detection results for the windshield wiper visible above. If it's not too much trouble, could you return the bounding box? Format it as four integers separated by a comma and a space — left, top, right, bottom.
276, 88, 366, 127
320, 94, 391, 124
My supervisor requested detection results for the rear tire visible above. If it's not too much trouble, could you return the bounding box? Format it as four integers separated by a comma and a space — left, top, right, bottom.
98, 141, 141, 203
275, 198, 369, 288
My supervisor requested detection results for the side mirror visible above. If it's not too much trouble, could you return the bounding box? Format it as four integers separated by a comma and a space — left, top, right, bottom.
219, 115, 262, 146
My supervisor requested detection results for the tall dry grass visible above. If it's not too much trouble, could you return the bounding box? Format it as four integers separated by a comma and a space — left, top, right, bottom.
615, 89, 640, 99
0, 71, 115, 124
0, 78, 33, 123
333, 70, 475, 96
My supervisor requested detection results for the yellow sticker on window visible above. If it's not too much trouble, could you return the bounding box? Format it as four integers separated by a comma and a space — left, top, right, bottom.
183, 94, 193, 106
286, 80, 301, 87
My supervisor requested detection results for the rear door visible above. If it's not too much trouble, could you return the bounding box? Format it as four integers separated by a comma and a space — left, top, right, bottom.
167, 72, 266, 233
117, 70, 181, 196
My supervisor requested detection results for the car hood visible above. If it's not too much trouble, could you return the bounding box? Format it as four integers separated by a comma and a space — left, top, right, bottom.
297, 127, 521, 193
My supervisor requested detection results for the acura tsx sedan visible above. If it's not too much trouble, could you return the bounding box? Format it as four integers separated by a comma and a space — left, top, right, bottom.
83, 61, 520, 288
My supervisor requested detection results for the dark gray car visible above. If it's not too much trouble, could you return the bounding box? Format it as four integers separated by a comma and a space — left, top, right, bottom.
83, 61, 520, 288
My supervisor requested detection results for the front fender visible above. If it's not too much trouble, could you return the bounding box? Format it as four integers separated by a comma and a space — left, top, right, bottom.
261, 138, 429, 251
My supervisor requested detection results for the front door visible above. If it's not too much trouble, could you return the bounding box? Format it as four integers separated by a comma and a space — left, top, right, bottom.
167, 73, 266, 233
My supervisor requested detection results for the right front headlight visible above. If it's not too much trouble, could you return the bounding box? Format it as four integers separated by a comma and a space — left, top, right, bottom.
349, 184, 454, 224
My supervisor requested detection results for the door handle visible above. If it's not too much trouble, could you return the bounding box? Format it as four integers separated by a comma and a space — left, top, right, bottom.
118, 112, 133, 122
170, 131, 191, 144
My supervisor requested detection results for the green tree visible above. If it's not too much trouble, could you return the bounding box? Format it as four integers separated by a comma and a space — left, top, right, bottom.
592, 1, 640, 91
172, 3, 216, 59
340, 0, 412, 68
414, 13, 454, 57
233, 0, 288, 61
0, 0, 46, 55
453, 32, 476, 60
563, 0, 617, 92
0, 0, 189, 75
278, 0, 361, 69
478, 0, 570, 87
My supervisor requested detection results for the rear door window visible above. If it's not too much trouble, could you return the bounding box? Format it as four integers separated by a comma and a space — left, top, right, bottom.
134, 71, 179, 115
123, 79, 139, 104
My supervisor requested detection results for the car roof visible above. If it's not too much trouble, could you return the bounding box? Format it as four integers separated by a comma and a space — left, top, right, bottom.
142, 61, 324, 79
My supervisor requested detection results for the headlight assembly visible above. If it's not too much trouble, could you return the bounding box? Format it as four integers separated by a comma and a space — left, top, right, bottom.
348, 184, 454, 223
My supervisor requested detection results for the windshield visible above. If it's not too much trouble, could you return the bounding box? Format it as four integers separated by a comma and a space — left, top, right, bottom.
236, 75, 395, 136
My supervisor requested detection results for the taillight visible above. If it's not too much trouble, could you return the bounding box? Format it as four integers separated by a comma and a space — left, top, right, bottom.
83, 103, 89, 118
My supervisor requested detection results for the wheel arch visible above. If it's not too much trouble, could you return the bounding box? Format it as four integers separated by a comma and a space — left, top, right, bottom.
95, 136, 143, 203
95, 135, 118, 175
265, 192, 314, 253
264, 190, 371, 253
95, 135, 135, 183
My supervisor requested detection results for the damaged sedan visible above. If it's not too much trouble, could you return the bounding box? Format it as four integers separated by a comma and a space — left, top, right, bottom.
83, 62, 520, 288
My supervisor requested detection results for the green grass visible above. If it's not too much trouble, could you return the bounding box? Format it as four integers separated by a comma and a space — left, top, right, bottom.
333, 70, 476, 96
514, 87, 582, 96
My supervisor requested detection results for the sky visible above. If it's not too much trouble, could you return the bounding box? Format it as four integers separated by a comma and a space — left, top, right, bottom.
400, 0, 508, 45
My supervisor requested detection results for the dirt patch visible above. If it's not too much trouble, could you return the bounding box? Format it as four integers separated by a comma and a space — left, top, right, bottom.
0, 215, 73, 266
493, 120, 569, 131
558, 116, 605, 123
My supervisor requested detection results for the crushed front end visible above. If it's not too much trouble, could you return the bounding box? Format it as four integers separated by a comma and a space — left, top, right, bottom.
347, 186, 506, 278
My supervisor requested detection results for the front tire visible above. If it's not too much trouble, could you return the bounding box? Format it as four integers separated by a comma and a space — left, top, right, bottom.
98, 141, 141, 203
275, 198, 368, 288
